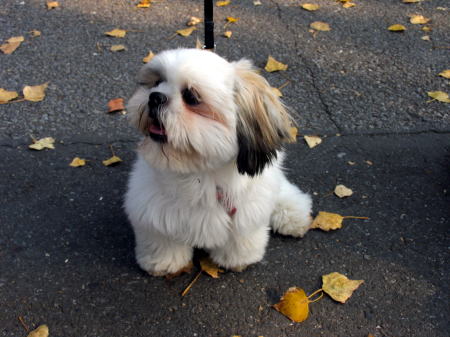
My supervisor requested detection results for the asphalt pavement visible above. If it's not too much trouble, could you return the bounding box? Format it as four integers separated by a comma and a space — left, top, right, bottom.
1, 1, 449, 337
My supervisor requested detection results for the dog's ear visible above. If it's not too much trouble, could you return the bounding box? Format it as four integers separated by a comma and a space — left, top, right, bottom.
233, 59, 292, 176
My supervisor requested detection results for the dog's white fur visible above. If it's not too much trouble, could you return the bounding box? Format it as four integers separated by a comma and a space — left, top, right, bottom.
124, 49, 312, 276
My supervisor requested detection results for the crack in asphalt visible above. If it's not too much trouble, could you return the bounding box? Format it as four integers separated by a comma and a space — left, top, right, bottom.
270, 0, 341, 133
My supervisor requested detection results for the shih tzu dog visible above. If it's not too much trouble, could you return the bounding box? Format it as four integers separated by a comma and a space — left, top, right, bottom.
124, 48, 312, 276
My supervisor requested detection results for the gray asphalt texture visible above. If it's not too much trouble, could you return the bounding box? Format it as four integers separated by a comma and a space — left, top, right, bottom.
0, 1, 449, 337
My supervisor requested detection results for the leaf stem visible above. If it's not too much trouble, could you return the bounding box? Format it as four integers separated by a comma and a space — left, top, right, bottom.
181, 271, 202, 297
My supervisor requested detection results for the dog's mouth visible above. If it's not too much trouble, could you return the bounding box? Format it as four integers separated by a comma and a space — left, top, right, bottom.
148, 119, 167, 143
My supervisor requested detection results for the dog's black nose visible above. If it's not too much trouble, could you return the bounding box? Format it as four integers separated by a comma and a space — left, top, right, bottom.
148, 92, 167, 107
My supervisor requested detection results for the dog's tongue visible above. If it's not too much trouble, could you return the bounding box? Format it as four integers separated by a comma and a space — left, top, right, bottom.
149, 124, 166, 135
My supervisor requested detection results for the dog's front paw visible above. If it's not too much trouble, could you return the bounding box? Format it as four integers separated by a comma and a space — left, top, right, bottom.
271, 202, 312, 238
136, 245, 193, 277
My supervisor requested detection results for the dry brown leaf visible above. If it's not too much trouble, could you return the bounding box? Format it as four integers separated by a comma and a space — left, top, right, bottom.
143, 51, 155, 63
46, 1, 59, 9
264, 56, 288, 72
30, 30, 42, 37
301, 3, 320, 11
334, 184, 353, 198
176, 27, 197, 37
110, 44, 126, 52
427, 91, 450, 103
388, 24, 406, 32
200, 257, 223, 278
410, 14, 430, 24
0, 88, 19, 103
304, 135, 322, 148
438, 70, 450, 79
69, 157, 86, 167
107, 98, 125, 113
29, 137, 55, 150
27, 325, 49, 337
0, 36, 25, 54
102, 155, 122, 166
322, 272, 364, 303
310, 21, 331, 31
105, 29, 127, 38
23, 83, 48, 102
216, 0, 231, 6
287, 127, 298, 143
187, 16, 202, 26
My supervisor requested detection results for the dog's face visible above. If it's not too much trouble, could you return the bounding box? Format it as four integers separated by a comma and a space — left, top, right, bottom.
127, 48, 292, 175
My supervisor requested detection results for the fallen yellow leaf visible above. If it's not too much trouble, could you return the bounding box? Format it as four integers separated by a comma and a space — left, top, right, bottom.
110, 44, 126, 52
29, 137, 55, 150
69, 157, 86, 167
287, 126, 298, 143
187, 16, 202, 26
310, 212, 344, 231
102, 155, 122, 166
264, 56, 288, 72
23, 83, 48, 102
46, 1, 59, 9
105, 29, 127, 38
402, 0, 421, 3
0, 88, 19, 103
137, 0, 151, 8
322, 272, 364, 303
310, 211, 369, 231
200, 257, 223, 278
388, 24, 406, 32
274, 288, 323, 323
223, 31, 233, 38
107, 98, 125, 113
226, 17, 239, 23
176, 27, 196, 37
427, 91, 450, 103
303, 135, 322, 148
342, 2, 356, 8
334, 184, 353, 198
410, 14, 430, 24
195, 38, 203, 49
421, 35, 431, 41
27, 325, 49, 337
216, 0, 231, 6
438, 70, 450, 79
301, 3, 320, 11
0, 36, 25, 54
422, 26, 432, 32
143, 51, 155, 63
310, 21, 331, 31
274, 287, 309, 322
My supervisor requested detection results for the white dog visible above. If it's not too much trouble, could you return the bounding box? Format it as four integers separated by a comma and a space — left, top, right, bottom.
124, 48, 312, 276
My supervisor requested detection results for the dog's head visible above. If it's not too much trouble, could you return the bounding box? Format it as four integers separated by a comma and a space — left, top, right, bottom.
127, 48, 292, 175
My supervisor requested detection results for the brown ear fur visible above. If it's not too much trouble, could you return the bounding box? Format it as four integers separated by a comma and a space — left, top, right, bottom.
233, 59, 292, 176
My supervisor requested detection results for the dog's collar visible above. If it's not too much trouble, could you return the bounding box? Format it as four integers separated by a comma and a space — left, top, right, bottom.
216, 186, 237, 217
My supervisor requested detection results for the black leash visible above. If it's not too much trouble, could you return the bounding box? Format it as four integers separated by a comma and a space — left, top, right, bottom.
204, 0, 215, 50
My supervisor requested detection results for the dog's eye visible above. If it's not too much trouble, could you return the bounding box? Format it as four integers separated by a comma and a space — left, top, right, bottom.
154, 79, 162, 87
182, 88, 200, 106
